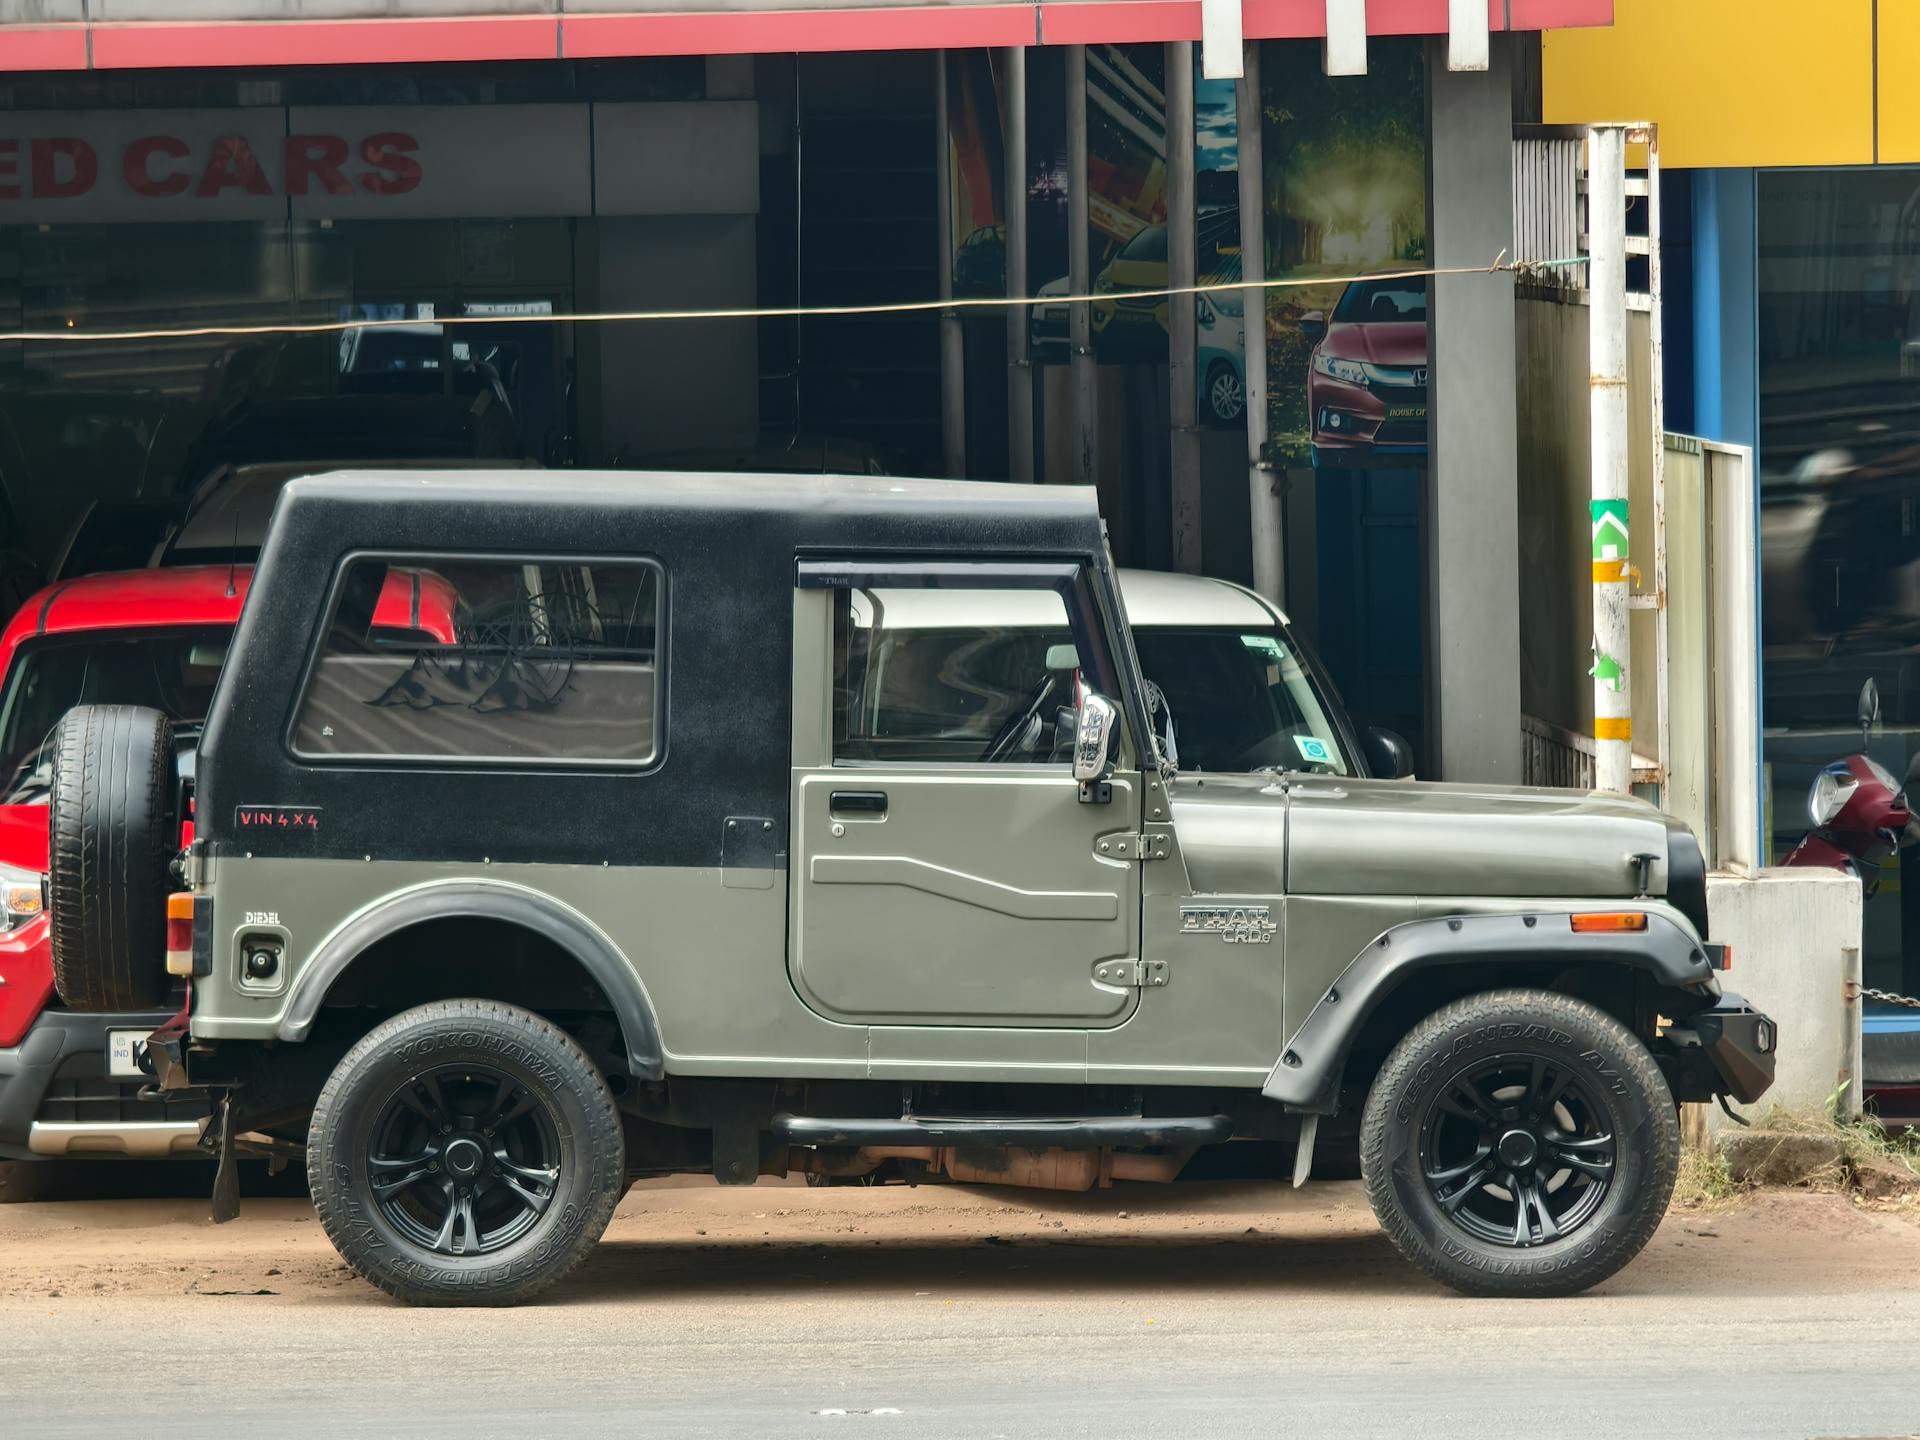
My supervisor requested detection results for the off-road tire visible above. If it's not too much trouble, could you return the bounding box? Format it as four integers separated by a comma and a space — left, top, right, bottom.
46, 704, 176, 1012
309, 1000, 625, 1307
1360, 987, 1679, 1298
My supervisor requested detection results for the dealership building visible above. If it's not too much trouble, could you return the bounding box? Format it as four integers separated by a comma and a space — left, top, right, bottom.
0, 0, 1617, 788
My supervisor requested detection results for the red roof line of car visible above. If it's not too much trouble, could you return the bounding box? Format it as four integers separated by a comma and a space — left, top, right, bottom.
1, 565, 253, 654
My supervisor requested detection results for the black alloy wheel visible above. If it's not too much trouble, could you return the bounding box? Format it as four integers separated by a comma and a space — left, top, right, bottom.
309, 999, 625, 1306
1417, 1054, 1615, 1248
1361, 987, 1678, 1298
367, 1064, 562, 1257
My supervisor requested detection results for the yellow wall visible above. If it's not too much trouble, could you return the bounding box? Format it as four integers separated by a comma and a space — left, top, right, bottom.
1880, 1, 1920, 163
1543, 0, 1877, 168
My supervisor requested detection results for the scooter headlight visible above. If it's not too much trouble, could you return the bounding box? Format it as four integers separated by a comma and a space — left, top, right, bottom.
1809, 762, 1859, 827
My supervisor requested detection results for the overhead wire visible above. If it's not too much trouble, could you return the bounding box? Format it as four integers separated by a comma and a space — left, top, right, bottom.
0, 250, 1578, 345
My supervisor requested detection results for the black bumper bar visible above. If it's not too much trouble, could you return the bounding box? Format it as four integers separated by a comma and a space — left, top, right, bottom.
1694, 995, 1778, 1105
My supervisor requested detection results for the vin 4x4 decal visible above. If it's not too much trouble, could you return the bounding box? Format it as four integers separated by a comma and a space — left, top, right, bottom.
234, 806, 323, 833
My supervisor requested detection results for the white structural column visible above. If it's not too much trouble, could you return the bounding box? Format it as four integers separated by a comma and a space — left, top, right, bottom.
1324, 0, 1368, 75
1005, 44, 1034, 481
1066, 44, 1097, 490
1199, 0, 1244, 79
1426, 37, 1521, 782
1447, 0, 1489, 70
1167, 40, 1201, 571
1236, 40, 1281, 603
1588, 124, 1632, 793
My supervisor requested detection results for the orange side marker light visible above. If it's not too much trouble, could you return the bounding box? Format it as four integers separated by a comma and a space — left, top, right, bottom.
1569, 911, 1648, 933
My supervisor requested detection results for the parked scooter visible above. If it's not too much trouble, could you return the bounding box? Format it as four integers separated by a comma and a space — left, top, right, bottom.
1782, 679, 1914, 890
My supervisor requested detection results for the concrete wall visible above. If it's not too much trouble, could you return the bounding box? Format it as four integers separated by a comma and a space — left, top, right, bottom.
1705, 869, 1863, 1122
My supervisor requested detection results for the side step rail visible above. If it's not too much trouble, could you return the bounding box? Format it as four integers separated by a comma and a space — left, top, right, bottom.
773, 1113, 1232, 1149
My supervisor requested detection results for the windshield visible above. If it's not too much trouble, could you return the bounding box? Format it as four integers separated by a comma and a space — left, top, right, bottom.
0, 631, 228, 804
1132, 626, 1354, 776
1332, 279, 1428, 325
1119, 226, 1168, 262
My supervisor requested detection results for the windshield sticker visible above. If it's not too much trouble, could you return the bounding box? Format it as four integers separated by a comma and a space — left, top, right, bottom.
1293, 734, 1334, 765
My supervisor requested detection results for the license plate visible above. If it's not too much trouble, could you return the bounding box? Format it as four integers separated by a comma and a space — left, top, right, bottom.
1386, 405, 1428, 421
107, 1029, 150, 1079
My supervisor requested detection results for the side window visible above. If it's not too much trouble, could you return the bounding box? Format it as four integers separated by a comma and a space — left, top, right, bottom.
292, 556, 662, 766
832, 585, 1076, 764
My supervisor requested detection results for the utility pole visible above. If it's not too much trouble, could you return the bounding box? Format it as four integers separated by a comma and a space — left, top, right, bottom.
1167, 40, 1200, 570
1588, 124, 1631, 794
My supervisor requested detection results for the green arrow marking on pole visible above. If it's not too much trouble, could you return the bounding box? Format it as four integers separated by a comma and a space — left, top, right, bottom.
1590, 499, 1629, 561
1589, 649, 1625, 694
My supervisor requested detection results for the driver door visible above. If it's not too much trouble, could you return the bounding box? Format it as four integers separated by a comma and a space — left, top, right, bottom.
790, 561, 1144, 1030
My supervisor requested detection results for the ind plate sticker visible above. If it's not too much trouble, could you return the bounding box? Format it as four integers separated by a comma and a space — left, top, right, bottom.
1180, 905, 1277, 945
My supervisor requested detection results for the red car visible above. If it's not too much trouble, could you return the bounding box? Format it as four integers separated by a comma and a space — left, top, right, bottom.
1302, 276, 1430, 463
0, 564, 454, 1161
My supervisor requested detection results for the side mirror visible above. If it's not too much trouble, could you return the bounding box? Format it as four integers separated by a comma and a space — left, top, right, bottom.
1363, 725, 1415, 780
1299, 310, 1328, 343
1074, 692, 1118, 803
1860, 678, 1882, 747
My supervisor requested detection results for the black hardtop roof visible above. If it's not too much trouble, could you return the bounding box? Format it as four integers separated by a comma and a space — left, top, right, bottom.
274, 468, 1106, 555
206, 467, 1122, 871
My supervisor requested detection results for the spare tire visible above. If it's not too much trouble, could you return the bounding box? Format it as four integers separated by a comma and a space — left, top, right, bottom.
47, 705, 177, 1012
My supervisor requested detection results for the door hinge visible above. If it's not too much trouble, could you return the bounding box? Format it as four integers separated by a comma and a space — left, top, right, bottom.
1094, 958, 1170, 988
1095, 831, 1171, 861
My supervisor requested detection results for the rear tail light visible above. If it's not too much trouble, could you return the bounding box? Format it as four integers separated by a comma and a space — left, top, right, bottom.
166, 892, 195, 977
1570, 911, 1649, 933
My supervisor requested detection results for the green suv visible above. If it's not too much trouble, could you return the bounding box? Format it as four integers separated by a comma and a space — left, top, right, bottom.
45, 471, 1774, 1305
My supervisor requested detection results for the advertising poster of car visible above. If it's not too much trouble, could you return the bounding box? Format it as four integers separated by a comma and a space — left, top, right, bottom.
1018, 47, 1244, 426
948, 42, 1425, 444
1258, 40, 1429, 469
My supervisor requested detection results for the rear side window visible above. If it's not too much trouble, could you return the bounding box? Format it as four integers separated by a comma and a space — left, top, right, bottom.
291, 555, 662, 766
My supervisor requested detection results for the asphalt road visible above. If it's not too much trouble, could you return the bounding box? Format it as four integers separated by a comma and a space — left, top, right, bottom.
1, 1175, 1915, 1439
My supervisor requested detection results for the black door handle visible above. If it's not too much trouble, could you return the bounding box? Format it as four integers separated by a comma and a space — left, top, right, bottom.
830, 790, 889, 817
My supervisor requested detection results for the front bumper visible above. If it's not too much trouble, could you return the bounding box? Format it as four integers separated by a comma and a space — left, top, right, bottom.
1662, 992, 1779, 1106
1307, 372, 1430, 456
0, 1007, 207, 1160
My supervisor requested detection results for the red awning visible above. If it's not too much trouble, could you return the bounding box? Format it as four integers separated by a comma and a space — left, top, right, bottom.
0, 1, 1610, 71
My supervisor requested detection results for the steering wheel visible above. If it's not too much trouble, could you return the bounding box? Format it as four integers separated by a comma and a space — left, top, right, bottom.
982, 673, 1061, 762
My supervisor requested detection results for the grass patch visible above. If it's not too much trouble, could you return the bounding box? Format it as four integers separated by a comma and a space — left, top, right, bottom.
1671, 1144, 1743, 1213
1671, 1088, 1920, 1214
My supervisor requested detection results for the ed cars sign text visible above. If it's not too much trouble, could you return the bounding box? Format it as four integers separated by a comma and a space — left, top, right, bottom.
0, 132, 421, 201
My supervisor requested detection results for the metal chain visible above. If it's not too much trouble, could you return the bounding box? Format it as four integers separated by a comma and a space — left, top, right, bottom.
1863, 986, 1920, 1010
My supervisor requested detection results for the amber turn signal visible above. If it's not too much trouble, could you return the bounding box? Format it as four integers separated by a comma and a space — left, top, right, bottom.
166, 891, 196, 978
1569, 911, 1648, 933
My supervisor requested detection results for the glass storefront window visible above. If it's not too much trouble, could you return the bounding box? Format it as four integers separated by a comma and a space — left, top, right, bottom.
1758, 168, 1920, 992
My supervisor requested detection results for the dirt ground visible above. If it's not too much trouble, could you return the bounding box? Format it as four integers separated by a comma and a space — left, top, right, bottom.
0, 1167, 1913, 1307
